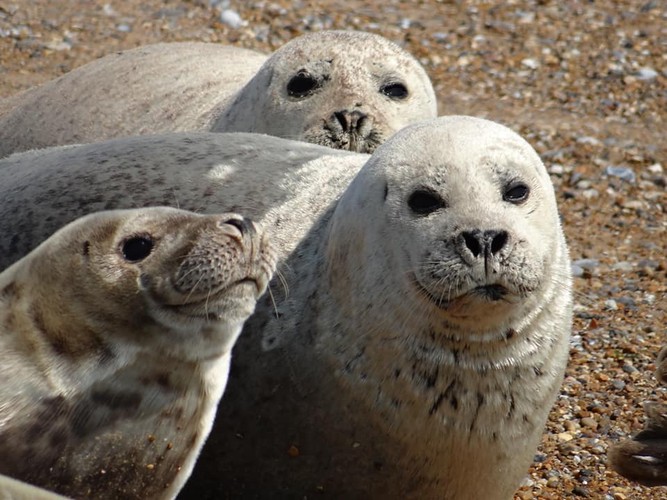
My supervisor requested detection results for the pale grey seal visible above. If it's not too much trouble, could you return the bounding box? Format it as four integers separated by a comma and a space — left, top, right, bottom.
0, 116, 571, 499
0, 207, 276, 499
0, 31, 436, 157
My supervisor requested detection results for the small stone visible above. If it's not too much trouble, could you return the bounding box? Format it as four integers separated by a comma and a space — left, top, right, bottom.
519, 476, 534, 488
557, 432, 574, 442
604, 299, 618, 311
604, 165, 636, 183
573, 258, 600, 269
612, 261, 633, 271
547, 476, 560, 487
647, 163, 663, 174
636, 67, 658, 81
573, 486, 590, 497
549, 164, 564, 175
616, 296, 636, 308
621, 364, 637, 374
522, 58, 539, 69
581, 417, 598, 430
612, 380, 626, 390
220, 9, 245, 29
581, 189, 599, 199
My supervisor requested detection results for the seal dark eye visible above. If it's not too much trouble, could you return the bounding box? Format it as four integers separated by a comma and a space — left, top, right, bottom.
381, 82, 409, 100
121, 236, 154, 262
408, 189, 446, 215
503, 182, 530, 204
287, 71, 319, 98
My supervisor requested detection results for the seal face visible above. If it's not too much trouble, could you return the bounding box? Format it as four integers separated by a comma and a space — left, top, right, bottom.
0, 207, 276, 499
0, 31, 435, 157
215, 30, 437, 153
609, 346, 667, 486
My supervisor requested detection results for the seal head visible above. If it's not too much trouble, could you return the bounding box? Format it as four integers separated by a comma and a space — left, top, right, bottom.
215, 30, 437, 153
0, 207, 276, 499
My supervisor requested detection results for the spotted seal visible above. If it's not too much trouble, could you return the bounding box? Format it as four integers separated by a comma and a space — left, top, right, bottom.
0, 116, 571, 498
0, 207, 275, 499
0, 31, 436, 157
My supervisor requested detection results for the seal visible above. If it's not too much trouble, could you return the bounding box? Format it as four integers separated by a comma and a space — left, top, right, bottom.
0, 116, 571, 498
609, 345, 667, 487
0, 30, 436, 157
0, 207, 276, 500
0, 474, 68, 499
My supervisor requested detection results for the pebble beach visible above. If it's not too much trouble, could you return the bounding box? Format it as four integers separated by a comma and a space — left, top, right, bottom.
1, 1, 665, 498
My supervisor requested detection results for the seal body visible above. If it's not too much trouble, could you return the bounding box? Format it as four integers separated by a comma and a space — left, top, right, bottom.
0, 43, 267, 157
0, 117, 571, 499
0, 207, 276, 499
0, 474, 68, 499
0, 31, 436, 157
609, 346, 667, 486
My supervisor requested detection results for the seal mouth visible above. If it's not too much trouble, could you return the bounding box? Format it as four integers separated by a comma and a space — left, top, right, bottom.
411, 274, 510, 310
163, 278, 260, 321
470, 284, 508, 301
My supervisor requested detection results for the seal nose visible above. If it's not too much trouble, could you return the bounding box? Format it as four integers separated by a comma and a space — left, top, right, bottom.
222, 217, 255, 237
332, 109, 368, 133
460, 229, 509, 258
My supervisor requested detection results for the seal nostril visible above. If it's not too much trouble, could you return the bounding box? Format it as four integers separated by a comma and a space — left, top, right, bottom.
224, 217, 250, 235
489, 230, 508, 255
462, 231, 483, 258
334, 111, 349, 132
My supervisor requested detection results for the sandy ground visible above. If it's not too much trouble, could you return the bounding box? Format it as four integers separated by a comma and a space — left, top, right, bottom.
1, 0, 665, 498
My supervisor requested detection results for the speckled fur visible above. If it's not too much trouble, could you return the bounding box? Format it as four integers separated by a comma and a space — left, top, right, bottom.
0, 117, 571, 499
0, 207, 276, 499
0, 31, 436, 158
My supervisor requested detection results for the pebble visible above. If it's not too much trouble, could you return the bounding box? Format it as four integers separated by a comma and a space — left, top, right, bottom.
604, 165, 636, 183
573, 259, 600, 269
611, 261, 633, 271
581, 417, 598, 430
647, 163, 663, 174
220, 9, 244, 28
521, 58, 539, 69
612, 380, 626, 390
635, 66, 658, 81
604, 299, 618, 311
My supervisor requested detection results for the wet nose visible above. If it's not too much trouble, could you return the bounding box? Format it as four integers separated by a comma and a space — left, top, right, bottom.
460, 229, 509, 258
222, 217, 255, 237
332, 109, 368, 133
